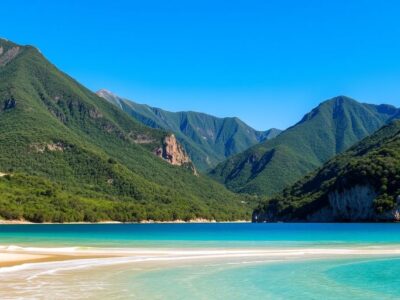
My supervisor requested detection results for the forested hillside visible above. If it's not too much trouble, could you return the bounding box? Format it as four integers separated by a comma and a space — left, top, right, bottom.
0, 38, 253, 223
210, 96, 399, 196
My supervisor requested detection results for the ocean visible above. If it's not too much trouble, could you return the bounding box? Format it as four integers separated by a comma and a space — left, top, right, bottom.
1, 223, 400, 299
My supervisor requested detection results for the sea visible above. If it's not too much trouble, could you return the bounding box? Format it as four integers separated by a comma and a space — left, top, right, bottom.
1, 223, 400, 299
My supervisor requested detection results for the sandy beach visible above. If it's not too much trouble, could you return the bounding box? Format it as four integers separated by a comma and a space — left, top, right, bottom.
3, 245, 400, 270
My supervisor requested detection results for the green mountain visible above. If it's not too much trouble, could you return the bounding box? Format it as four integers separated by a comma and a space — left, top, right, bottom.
210, 96, 399, 196
253, 120, 400, 222
0, 38, 253, 223
97, 89, 281, 171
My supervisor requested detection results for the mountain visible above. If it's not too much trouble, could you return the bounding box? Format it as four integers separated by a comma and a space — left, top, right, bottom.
209, 96, 399, 196
253, 120, 400, 222
97, 89, 281, 171
0, 38, 253, 223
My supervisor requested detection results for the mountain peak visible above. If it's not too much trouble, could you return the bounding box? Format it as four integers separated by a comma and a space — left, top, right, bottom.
0, 39, 249, 222
0, 38, 22, 67
320, 95, 357, 107
97, 90, 278, 170
254, 120, 400, 222
0, 37, 17, 47
96, 89, 116, 97
210, 96, 399, 196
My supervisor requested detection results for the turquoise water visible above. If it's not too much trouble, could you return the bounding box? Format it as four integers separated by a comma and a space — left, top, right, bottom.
2, 223, 400, 247
2, 223, 400, 299
125, 257, 400, 299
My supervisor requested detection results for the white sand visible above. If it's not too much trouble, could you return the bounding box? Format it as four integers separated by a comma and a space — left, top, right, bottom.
2, 244, 400, 271
0, 253, 49, 264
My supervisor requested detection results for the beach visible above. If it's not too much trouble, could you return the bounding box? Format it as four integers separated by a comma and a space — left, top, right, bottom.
2, 244, 400, 299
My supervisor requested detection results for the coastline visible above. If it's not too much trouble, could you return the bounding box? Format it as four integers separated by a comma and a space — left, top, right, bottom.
0, 219, 251, 225
2, 244, 400, 270
2, 246, 400, 300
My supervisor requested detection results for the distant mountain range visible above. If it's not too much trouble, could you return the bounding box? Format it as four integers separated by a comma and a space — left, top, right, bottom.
209, 96, 399, 196
97, 89, 281, 171
0, 38, 252, 223
253, 120, 400, 222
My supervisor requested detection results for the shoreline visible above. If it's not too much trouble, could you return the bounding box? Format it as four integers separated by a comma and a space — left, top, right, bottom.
0, 219, 251, 225
2, 244, 400, 270
0, 253, 111, 268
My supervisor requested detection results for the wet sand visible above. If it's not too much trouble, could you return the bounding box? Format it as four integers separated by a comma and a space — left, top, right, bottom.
3, 245, 400, 269
0, 250, 115, 269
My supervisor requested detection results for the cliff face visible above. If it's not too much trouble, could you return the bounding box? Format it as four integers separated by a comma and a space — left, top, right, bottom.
155, 134, 198, 175
96, 89, 280, 171
327, 185, 376, 221
252, 185, 400, 222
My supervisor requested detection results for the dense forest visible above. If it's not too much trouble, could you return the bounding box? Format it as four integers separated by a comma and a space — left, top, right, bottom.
0, 38, 255, 223
210, 96, 399, 196
254, 121, 400, 222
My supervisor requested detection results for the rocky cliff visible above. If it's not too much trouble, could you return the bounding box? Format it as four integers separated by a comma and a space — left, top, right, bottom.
155, 134, 198, 175
309, 185, 400, 222
96, 89, 280, 171
253, 185, 400, 222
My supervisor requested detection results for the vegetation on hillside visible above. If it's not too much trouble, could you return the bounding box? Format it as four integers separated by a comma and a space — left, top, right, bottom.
97, 89, 280, 171
254, 121, 400, 221
0, 38, 255, 223
210, 96, 399, 196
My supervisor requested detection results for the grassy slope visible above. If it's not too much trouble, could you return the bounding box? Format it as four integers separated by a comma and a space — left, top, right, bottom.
254, 121, 400, 221
0, 39, 253, 222
210, 96, 399, 196
97, 90, 281, 171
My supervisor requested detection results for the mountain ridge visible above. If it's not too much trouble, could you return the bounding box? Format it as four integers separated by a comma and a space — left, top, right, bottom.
0, 38, 252, 223
209, 96, 400, 196
97, 89, 281, 171
253, 120, 400, 222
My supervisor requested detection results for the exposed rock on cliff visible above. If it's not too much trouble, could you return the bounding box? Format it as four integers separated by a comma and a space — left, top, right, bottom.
328, 185, 376, 221
30, 142, 66, 153
0, 46, 20, 66
155, 134, 197, 175
252, 185, 400, 222
96, 89, 279, 171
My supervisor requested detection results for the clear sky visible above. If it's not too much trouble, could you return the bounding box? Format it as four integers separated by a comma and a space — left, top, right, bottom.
2, 0, 400, 130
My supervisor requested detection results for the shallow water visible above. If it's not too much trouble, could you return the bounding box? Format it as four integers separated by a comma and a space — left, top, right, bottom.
2, 223, 400, 299
2, 223, 400, 247
124, 257, 400, 299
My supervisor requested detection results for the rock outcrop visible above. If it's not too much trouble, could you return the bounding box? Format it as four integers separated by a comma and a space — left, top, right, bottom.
31, 142, 66, 153
0, 46, 20, 66
253, 185, 400, 222
155, 134, 197, 175
328, 185, 377, 221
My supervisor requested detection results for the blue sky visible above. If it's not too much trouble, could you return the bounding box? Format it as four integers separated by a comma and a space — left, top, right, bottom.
2, 0, 400, 130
